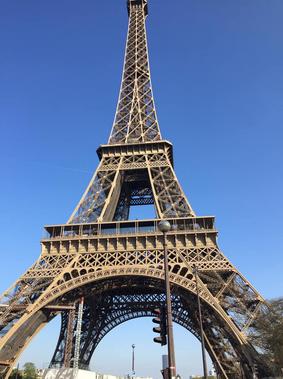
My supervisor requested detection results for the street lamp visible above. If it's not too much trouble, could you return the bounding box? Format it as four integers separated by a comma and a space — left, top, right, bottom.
131, 344, 135, 377
193, 265, 208, 379
158, 220, 176, 379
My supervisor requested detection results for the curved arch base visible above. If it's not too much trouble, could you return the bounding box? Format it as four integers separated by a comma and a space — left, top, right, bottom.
0, 223, 271, 379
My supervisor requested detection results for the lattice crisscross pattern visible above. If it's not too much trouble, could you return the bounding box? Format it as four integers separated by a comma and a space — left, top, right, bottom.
109, 2, 161, 144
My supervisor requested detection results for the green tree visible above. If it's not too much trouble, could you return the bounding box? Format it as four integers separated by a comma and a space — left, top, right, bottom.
252, 297, 283, 375
9, 368, 23, 379
22, 363, 38, 379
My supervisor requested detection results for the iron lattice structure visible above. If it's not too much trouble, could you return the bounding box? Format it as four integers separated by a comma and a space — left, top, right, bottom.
0, 1, 271, 378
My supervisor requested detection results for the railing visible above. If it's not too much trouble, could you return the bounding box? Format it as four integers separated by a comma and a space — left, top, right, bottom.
42, 217, 216, 240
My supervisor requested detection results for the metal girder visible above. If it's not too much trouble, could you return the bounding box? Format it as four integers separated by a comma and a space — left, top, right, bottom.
48, 280, 254, 378
68, 145, 195, 223
113, 170, 155, 221
0, 217, 270, 378
110, 1, 159, 144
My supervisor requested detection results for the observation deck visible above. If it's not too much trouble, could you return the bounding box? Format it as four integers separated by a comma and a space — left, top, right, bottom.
43, 217, 216, 241
127, 0, 148, 16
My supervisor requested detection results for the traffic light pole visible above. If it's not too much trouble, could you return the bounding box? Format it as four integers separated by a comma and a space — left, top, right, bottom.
131, 344, 135, 377
163, 230, 176, 379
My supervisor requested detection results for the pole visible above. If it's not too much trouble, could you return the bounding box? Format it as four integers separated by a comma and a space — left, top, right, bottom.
194, 266, 208, 379
238, 361, 244, 379
163, 232, 176, 379
15, 363, 19, 379
132, 344, 135, 377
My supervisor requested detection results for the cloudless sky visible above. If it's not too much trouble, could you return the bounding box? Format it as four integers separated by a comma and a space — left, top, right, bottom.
0, 0, 283, 378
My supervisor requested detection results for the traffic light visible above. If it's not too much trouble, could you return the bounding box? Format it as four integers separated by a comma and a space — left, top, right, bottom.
152, 307, 167, 346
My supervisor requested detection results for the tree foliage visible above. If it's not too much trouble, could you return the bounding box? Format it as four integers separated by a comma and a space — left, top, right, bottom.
22, 362, 38, 379
9, 368, 23, 379
252, 298, 283, 374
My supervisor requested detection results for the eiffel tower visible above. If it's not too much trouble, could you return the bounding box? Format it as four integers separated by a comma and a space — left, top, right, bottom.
0, 1, 271, 378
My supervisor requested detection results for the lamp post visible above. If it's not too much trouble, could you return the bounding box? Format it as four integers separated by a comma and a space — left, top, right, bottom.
132, 344, 135, 377
193, 265, 208, 379
158, 220, 176, 379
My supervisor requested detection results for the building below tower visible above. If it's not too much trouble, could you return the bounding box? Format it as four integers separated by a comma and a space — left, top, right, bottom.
42, 368, 152, 379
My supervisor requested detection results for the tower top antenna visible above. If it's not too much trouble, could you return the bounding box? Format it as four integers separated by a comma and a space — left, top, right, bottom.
127, 0, 148, 16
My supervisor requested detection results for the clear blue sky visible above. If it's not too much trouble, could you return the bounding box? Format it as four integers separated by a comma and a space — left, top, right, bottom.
0, 0, 282, 378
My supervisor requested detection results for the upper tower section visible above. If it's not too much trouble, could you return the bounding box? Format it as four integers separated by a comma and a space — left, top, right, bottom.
127, 0, 148, 16
108, 0, 161, 144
